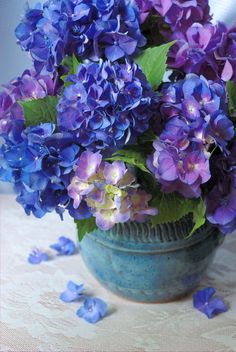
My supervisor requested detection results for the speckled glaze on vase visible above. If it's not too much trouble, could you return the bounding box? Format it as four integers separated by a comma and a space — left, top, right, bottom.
80, 216, 224, 302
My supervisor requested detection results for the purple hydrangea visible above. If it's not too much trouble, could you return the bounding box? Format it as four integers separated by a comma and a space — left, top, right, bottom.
167, 22, 222, 75
76, 297, 107, 324
206, 185, 236, 234
204, 140, 236, 234
0, 70, 55, 134
135, 0, 154, 23
0, 121, 91, 219
147, 74, 234, 198
57, 60, 157, 153
155, 0, 211, 31
147, 141, 211, 198
67, 151, 157, 230
193, 287, 228, 318
208, 24, 236, 82
136, 0, 211, 29
15, 0, 146, 73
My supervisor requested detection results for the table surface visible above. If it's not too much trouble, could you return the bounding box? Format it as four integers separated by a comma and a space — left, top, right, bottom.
0, 195, 236, 352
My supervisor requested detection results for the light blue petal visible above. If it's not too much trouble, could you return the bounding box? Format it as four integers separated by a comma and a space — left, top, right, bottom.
60, 290, 79, 303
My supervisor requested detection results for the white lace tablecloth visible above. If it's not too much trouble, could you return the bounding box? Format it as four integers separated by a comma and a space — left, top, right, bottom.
0, 195, 236, 352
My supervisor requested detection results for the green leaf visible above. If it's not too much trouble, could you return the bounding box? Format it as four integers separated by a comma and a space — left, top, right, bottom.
106, 148, 150, 173
151, 191, 192, 225
18, 96, 58, 127
135, 41, 175, 89
75, 217, 97, 242
226, 80, 236, 120
61, 54, 81, 88
150, 188, 206, 236
138, 129, 157, 144
188, 199, 206, 237
61, 55, 73, 71
72, 54, 80, 74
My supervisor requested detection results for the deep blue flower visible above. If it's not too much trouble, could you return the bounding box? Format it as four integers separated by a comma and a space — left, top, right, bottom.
15, 0, 145, 73
57, 60, 157, 153
76, 297, 107, 324
193, 287, 228, 319
50, 236, 77, 255
60, 281, 84, 302
0, 121, 88, 219
28, 248, 49, 264
205, 111, 234, 150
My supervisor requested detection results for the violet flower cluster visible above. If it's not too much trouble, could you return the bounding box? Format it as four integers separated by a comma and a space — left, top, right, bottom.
15, 0, 145, 73
205, 142, 236, 234
147, 74, 234, 198
0, 70, 55, 134
137, 0, 236, 82
68, 151, 157, 230
136, 0, 211, 28
57, 60, 156, 153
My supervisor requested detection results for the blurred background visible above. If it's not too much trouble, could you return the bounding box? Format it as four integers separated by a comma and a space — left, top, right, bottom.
0, 0, 235, 193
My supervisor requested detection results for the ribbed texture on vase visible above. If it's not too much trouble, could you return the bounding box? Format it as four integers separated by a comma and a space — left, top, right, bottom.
100, 215, 211, 244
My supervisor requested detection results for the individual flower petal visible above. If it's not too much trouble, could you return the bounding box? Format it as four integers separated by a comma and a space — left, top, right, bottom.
75, 151, 102, 180
104, 161, 126, 185
28, 248, 49, 264
50, 236, 77, 256
193, 287, 228, 319
60, 281, 84, 302
76, 297, 108, 324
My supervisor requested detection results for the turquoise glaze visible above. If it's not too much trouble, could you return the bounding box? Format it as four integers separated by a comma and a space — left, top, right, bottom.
80, 216, 224, 302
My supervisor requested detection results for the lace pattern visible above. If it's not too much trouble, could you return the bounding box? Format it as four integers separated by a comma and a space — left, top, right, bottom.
0, 196, 236, 352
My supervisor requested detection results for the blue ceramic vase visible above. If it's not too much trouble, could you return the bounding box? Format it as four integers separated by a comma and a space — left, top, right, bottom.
80, 216, 224, 302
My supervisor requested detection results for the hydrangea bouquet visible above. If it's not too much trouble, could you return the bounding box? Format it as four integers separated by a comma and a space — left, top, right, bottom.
0, 0, 235, 241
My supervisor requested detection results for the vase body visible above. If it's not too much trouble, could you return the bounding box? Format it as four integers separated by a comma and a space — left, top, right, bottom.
80, 217, 224, 302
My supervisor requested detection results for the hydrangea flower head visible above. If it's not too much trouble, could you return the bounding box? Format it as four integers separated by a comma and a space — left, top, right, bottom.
136, 0, 211, 29
147, 141, 211, 198
210, 24, 236, 82
76, 297, 108, 323
57, 60, 156, 153
168, 23, 220, 75
0, 70, 54, 134
68, 151, 157, 230
155, 0, 211, 31
15, 0, 146, 73
147, 74, 233, 198
0, 122, 91, 219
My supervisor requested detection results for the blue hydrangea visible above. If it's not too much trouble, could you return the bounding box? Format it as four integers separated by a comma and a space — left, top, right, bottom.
15, 0, 146, 73
57, 60, 157, 153
0, 121, 90, 219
